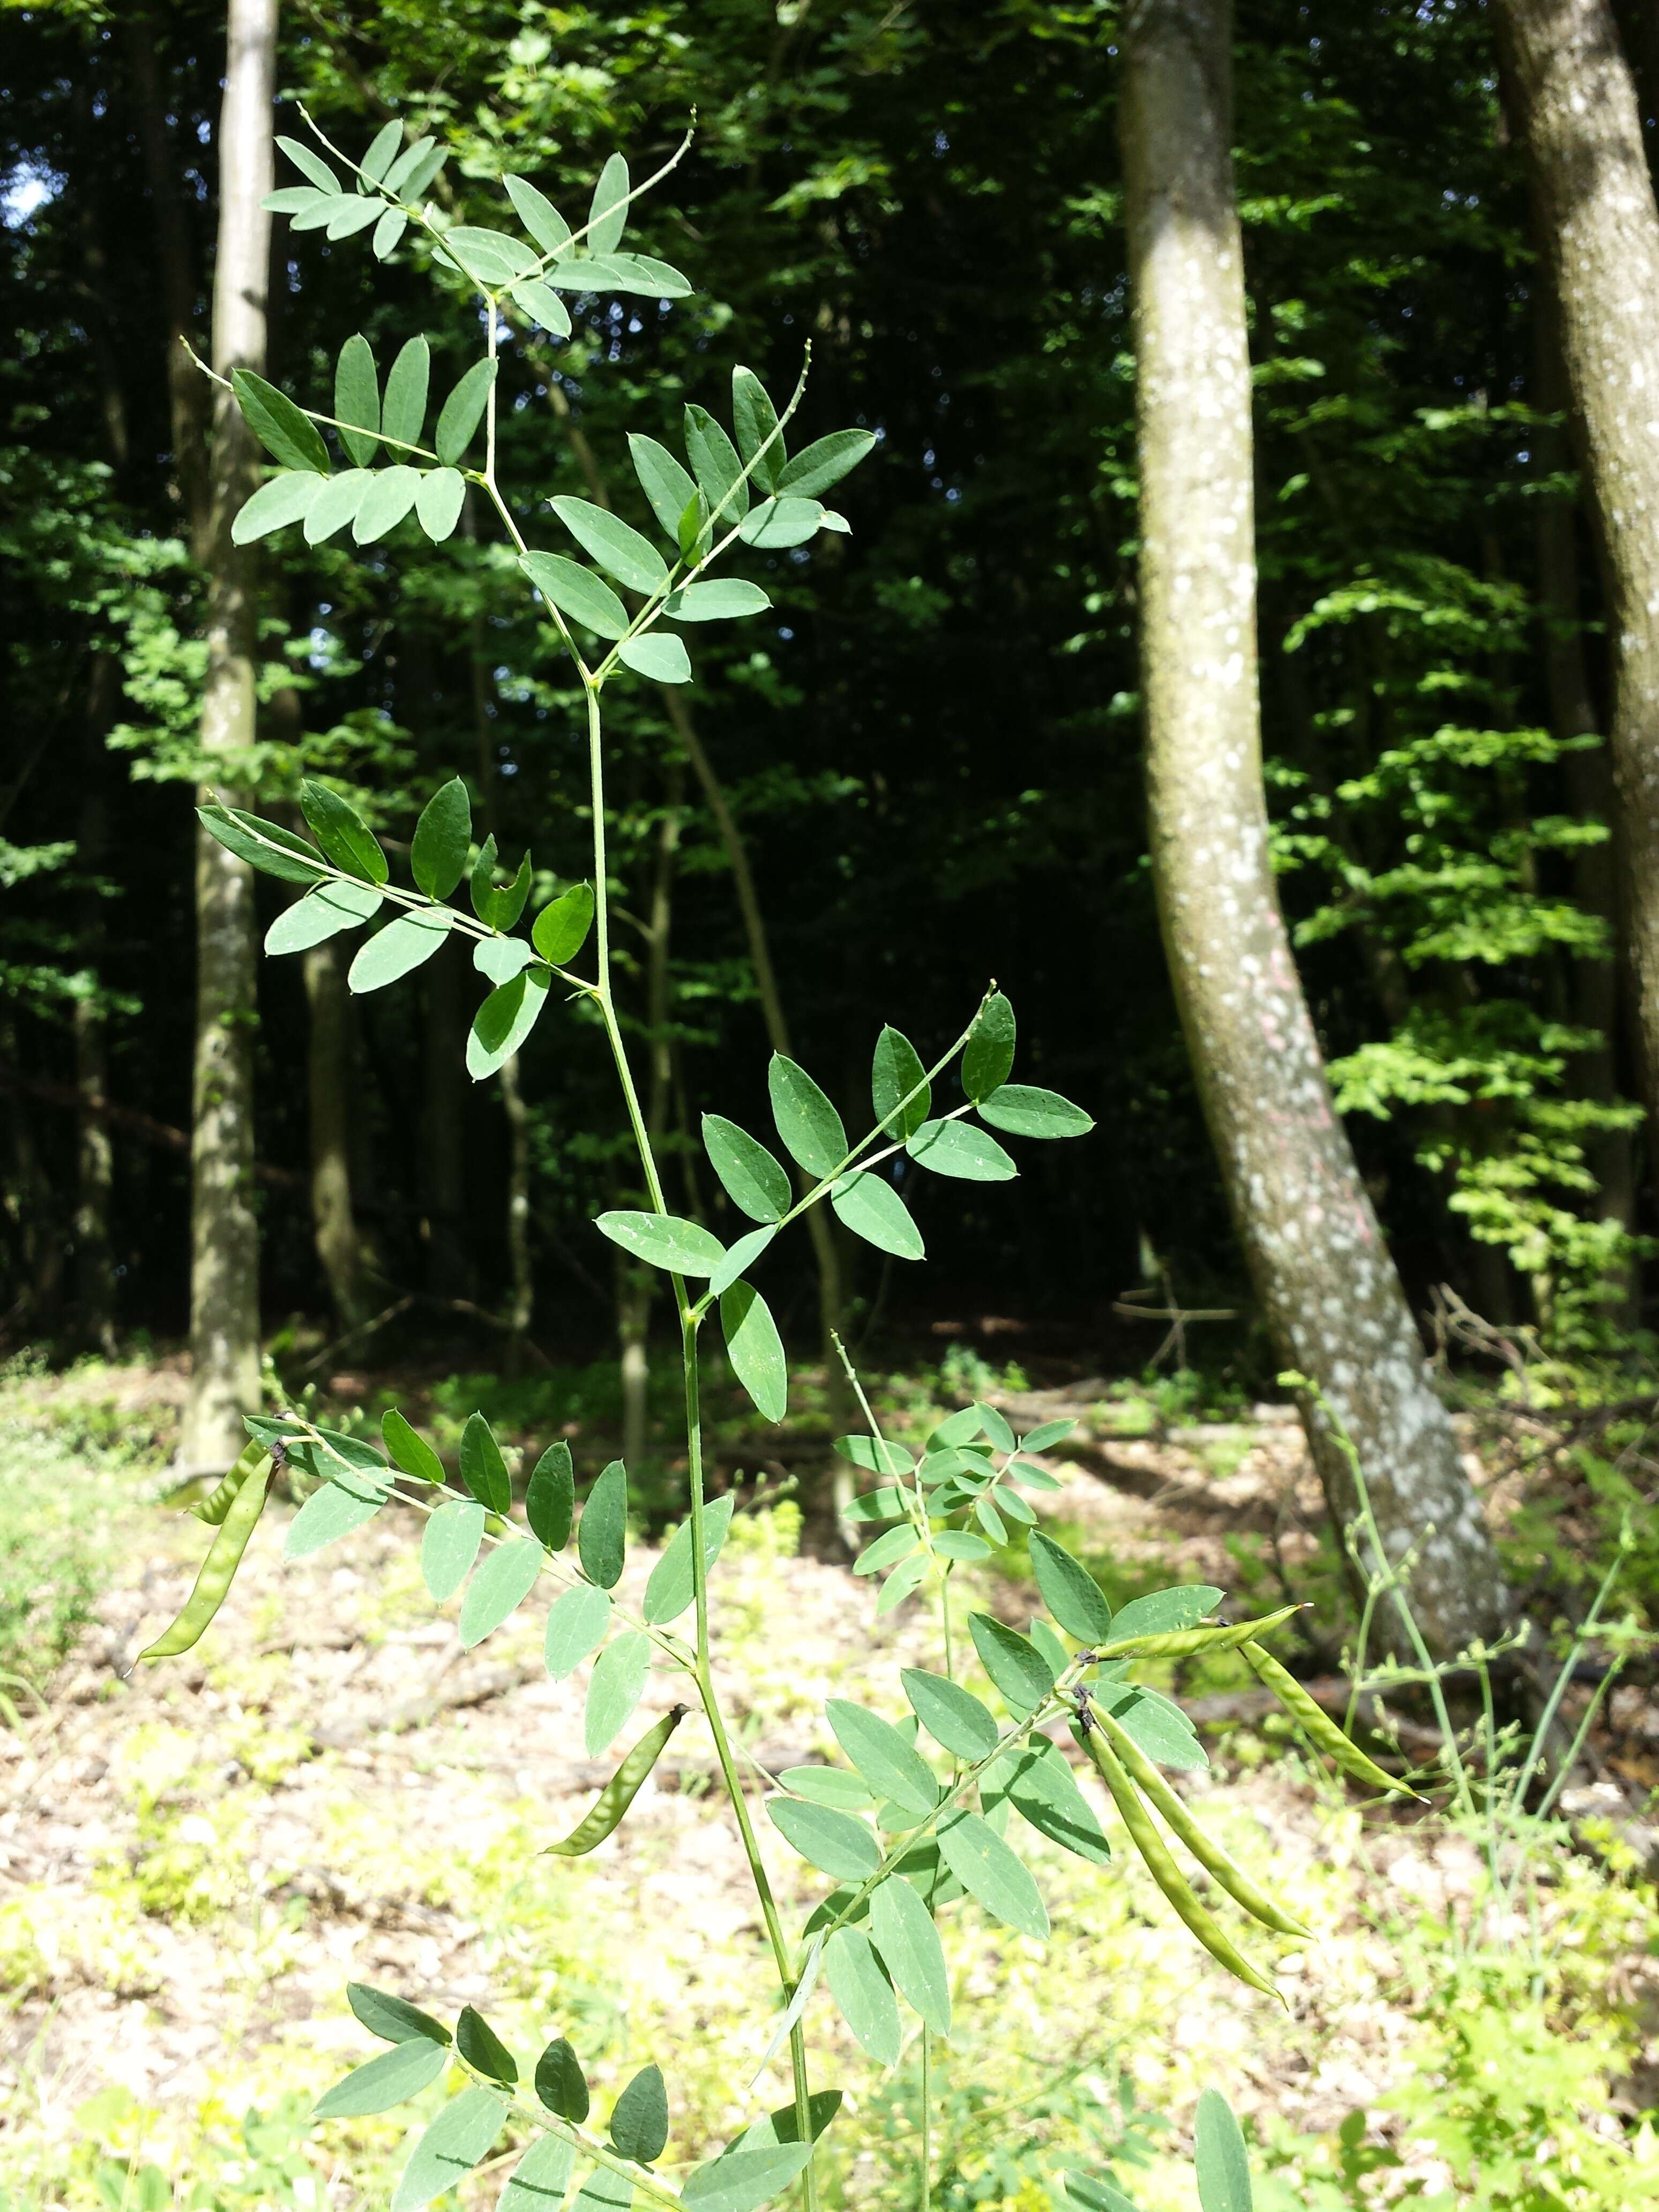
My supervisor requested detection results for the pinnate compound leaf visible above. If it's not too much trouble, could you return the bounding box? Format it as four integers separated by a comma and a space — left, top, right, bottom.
414, 468, 466, 541
526, 1440, 574, 1550
264, 880, 382, 955
824, 1926, 900, 2067
979, 1084, 1095, 1139
597, 1211, 726, 1277
901, 1667, 998, 1760
767, 1796, 881, 1880
335, 333, 380, 465
609, 2064, 668, 2163
1107, 1586, 1224, 1641
435, 359, 497, 466
831, 1171, 924, 1261
411, 777, 471, 900
1028, 1529, 1115, 1641
521, 551, 629, 640
588, 152, 630, 253
703, 1116, 791, 1223
969, 1613, 1055, 1716
578, 1460, 628, 1588
349, 1982, 451, 2045
643, 1494, 734, 1624
348, 910, 451, 992
458, 1536, 543, 1648
683, 405, 748, 520
665, 580, 771, 622
868, 1875, 951, 2036
391, 2087, 506, 2212
907, 1119, 1017, 1180
422, 1498, 485, 1602
776, 429, 876, 498
315, 2037, 447, 2118
826, 1700, 938, 1817
231, 368, 330, 473
731, 367, 783, 495
534, 2036, 588, 2122
455, 2005, 517, 2086
527, 884, 593, 968
629, 434, 697, 542
585, 1627, 649, 1755
551, 496, 667, 593
467, 968, 550, 1081
383, 341, 431, 450
617, 633, 692, 685
301, 781, 386, 885
937, 1808, 1049, 1939
871, 1026, 930, 1137
499, 2135, 575, 2212
1194, 2090, 1253, 2212
721, 1282, 788, 1423
544, 1581, 610, 1677
768, 1055, 847, 1177
233, 470, 326, 543
962, 991, 1015, 1100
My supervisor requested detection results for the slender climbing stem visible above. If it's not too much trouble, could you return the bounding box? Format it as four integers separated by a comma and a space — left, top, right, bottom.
920, 2029, 932, 2212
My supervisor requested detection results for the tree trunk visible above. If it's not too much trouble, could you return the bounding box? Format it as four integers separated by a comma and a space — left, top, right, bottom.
422, 948, 472, 1298
303, 935, 372, 1326
74, 663, 118, 1357
1495, 0, 1659, 1205
180, 0, 276, 1474
1120, 0, 1507, 1654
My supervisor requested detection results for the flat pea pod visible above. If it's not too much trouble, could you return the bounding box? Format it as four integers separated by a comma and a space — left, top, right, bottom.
139, 1452, 273, 1661
543, 1703, 689, 1857
1092, 1602, 1301, 1662
1241, 1640, 1420, 1799
189, 1436, 268, 1526
1092, 1700, 1311, 1938
1075, 1713, 1282, 2002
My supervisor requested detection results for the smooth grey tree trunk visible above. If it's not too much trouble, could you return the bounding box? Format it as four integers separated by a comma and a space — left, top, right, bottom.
181, 0, 276, 1472
303, 935, 372, 1326
1495, 0, 1659, 1202
1119, 0, 1507, 1653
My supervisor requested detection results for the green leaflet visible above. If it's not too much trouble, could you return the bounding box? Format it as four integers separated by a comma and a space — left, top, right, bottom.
824, 1926, 900, 2068
666, 580, 771, 622
390, 2087, 506, 2212
467, 967, 551, 1080
767, 1055, 847, 1177
533, 883, 596, 965
445, 225, 539, 286
551, 496, 667, 593
683, 404, 749, 521
504, 174, 571, 256
458, 1535, 543, 1648
1026, 1611, 1069, 1673
643, 1493, 734, 1623
871, 1026, 930, 1137
414, 468, 466, 541
507, 278, 573, 336
826, 1699, 938, 1817
470, 836, 532, 929
1107, 1586, 1224, 1641
617, 633, 692, 685
682, 2145, 814, 2212
353, 466, 421, 543
476, 933, 536, 985
596, 1210, 726, 1276
900, 1668, 999, 1760
703, 1115, 792, 1222
585, 1627, 650, 1755
1101, 1687, 1209, 1771
589, 152, 630, 253
373, 208, 408, 260
361, 119, 404, 184
907, 1119, 1018, 1181
629, 434, 697, 541
348, 910, 452, 992
435, 358, 497, 466
1065, 2177, 1141, 2212
534, 2036, 589, 2121
708, 1225, 776, 1296
545, 1705, 687, 1856
775, 429, 876, 498
843, 1487, 907, 1523
932, 1530, 990, 1561
231, 368, 330, 473
527, 1440, 575, 1550
304, 468, 375, 544
578, 1459, 629, 1588
264, 880, 382, 956
853, 1526, 918, 1578
830, 1171, 924, 1260
456, 2005, 517, 2085
962, 991, 1016, 1099
868, 1875, 951, 2036
968, 1613, 1055, 1716
521, 551, 630, 641
781, 1766, 873, 1810
979, 1084, 1095, 1139
411, 777, 471, 900
499, 2135, 576, 2212
349, 1982, 451, 2045
570, 2169, 633, 2212
284, 1471, 387, 1559
1028, 1529, 1115, 1641
835, 1434, 913, 1475
459, 1411, 512, 1513
736, 498, 823, 549
300, 781, 386, 885
1004, 1740, 1112, 1866
609, 2063, 668, 2163
936, 1809, 1049, 1940
731, 366, 783, 495
767, 1796, 881, 1880
315, 2038, 447, 2119
335, 333, 380, 465
544, 1582, 611, 1678
422, 1498, 485, 1602
233, 470, 326, 543
720, 1281, 788, 1423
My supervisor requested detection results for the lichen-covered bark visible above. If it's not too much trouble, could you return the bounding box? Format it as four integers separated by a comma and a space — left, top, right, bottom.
1496, 0, 1659, 1190
181, 0, 275, 1471
1120, 0, 1506, 1651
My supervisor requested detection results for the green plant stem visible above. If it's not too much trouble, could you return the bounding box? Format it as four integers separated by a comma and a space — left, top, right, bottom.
920, 2027, 932, 2212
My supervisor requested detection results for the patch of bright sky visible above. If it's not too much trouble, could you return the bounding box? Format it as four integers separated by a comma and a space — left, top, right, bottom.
2, 160, 63, 226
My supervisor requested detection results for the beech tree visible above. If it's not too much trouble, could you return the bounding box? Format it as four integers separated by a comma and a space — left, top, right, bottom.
180, 0, 278, 1470
1119, 0, 1506, 1652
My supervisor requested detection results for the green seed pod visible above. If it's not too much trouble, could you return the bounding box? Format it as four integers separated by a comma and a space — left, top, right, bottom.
1093, 1602, 1301, 1662
1092, 1700, 1311, 1937
1076, 1714, 1283, 2002
543, 1705, 689, 1857
189, 1436, 268, 1526
140, 1453, 274, 1661
1241, 1640, 1421, 1799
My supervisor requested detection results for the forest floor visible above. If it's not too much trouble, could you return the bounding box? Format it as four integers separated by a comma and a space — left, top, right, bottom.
1, 1353, 1657, 2212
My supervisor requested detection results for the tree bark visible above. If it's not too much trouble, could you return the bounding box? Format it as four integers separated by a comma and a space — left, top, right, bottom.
1120, 0, 1507, 1653
74, 663, 118, 1357
181, 0, 276, 1473
1495, 0, 1659, 1204
422, 947, 472, 1298
303, 935, 372, 1326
